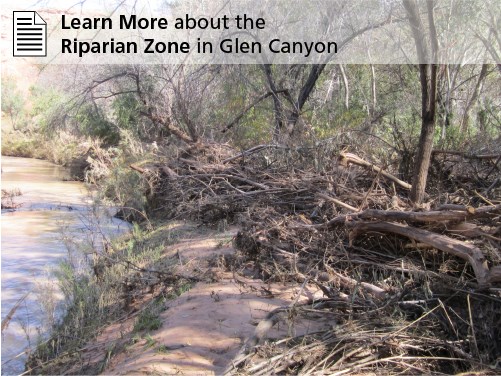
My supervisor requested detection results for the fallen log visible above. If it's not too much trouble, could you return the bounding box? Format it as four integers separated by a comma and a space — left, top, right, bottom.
339, 152, 412, 190
359, 205, 501, 222
348, 221, 501, 286
301, 204, 501, 229
446, 222, 501, 241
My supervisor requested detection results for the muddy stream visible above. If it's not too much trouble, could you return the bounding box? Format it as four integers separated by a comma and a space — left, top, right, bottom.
1, 156, 130, 375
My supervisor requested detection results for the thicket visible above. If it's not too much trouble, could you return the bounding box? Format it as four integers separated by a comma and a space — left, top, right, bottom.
3, 63, 499, 209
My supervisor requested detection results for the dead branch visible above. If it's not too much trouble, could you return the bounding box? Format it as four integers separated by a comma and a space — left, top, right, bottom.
129, 164, 146, 174
161, 165, 178, 178
339, 152, 412, 190
141, 111, 193, 144
180, 173, 269, 190
316, 192, 359, 213
306, 204, 501, 229
323, 266, 388, 298
348, 221, 492, 286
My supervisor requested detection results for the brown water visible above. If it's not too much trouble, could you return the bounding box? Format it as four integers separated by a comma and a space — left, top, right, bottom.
1, 156, 130, 375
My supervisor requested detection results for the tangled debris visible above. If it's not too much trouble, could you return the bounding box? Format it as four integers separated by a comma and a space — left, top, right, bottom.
131, 143, 501, 374
1, 188, 22, 210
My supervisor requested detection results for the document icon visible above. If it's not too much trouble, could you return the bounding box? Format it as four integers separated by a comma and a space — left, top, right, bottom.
13, 11, 47, 57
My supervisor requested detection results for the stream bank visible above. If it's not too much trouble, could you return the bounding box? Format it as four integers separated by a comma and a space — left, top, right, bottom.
25, 220, 328, 375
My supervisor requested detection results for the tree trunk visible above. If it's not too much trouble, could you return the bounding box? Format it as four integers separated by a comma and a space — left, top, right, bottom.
339, 64, 350, 110
262, 64, 285, 141
404, 0, 439, 204
285, 64, 327, 134
411, 107, 436, 203
370, 64, 377, 119
460, 64, 489, 133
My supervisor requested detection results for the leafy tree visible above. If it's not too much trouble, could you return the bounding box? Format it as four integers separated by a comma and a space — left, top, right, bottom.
1, 77, 24, 130
75, 103, 119, 144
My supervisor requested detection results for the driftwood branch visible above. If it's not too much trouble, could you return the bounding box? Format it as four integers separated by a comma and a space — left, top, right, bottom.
360, 205, 501, 222
348, 221, 500, 286
316, 192, 359, 212
141, 111, 193, 144
339, 152, 412, 190
304, 204, 501, 229
323, 266, 387, 298
161, 165, 178, 178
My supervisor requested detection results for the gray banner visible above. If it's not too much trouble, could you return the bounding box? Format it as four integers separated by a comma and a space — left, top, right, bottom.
3, 0, 501, 64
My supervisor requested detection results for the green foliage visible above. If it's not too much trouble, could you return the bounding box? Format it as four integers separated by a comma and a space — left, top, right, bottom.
144, 334, 157, 348
2, 84, 87, 166
155, 344, 169, 354
166, 281, 192, 300
30, 85, 62, 117
134, 310, 162, 332
134, 296, 165, 332
75, 103, 119, 144
30, 85, 120, 145
476, 98, 501, 138
112, 93, 142, 133
85, 135, 153, 220
231, 106, 272, 147
1, 77, 25, 129
1, 134, 41, 158
28, 85, 68, 135
175, 282, 192, 295
102, 159, 148, 218
29, 220, 180, 372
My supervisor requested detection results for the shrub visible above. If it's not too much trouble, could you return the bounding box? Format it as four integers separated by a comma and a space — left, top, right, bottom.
1, 77, 25, 130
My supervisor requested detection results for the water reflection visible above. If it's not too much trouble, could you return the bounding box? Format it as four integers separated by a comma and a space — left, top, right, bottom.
1, 156, 130, 375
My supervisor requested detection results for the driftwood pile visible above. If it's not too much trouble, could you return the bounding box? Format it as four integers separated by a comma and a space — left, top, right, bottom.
133, 143, 501, 374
